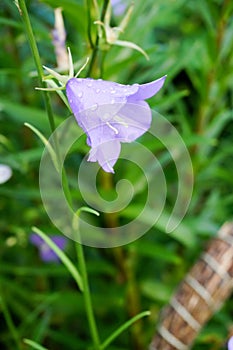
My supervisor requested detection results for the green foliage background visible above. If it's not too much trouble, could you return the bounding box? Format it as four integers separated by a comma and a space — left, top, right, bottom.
0, 0, 233, 349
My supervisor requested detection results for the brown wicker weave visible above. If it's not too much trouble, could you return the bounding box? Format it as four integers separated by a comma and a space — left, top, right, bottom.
150, 222, 233, 350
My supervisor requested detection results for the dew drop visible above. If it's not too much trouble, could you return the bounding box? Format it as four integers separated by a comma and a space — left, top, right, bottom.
110, 89, 116, 94
91, 103, 98, 111
87, 82, 92, 88
96, 88, 101, 94
78, 92, 83, 98
102, 113, 111, 121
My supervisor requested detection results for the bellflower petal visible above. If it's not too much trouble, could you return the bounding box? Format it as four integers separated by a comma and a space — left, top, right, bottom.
130, 75, 167, 100
66, 75, 166, 172
66, 77, 138, 114
88, 140, 121, 173
114, 100, 151, 142
30, 233, 43, 246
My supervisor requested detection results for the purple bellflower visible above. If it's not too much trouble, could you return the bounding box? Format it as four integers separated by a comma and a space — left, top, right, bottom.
38, 49, 166, 173
66, 76, 166, 173
30, 234, 67, 263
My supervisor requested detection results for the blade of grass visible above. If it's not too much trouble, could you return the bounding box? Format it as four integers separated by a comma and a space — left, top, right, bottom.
100, 311, 151, 350
32, 227, 83, 292
24, 123, 59, 172
23, 339, 48, 350
0, 289, 22, 350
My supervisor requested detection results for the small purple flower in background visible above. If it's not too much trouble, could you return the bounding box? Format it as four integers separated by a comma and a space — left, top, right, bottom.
52, 8, 69, 70
0, 164, 12, 184
66, 75, 166, 173
111, 0, 127, 16
30, 234, 67, 263
228, 336, 233, 350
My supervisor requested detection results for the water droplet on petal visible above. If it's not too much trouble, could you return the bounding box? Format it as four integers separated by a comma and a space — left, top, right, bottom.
91, 103, 98, 111
111, 99, 115, 104
102, 113, 111, 121
96, 89, 101, 94
78, 92, 83, 98
70, 99, 73, 103
110, 90, 116, 94
87, 82, 92, 88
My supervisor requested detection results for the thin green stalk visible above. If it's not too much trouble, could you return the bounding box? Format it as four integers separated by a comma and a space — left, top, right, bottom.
17, 0, 75, 207
75, 243, 100, 349
86, 0, 94, 48
23, 339, 48, 350
86, 0, 110, 77
100, 311, 150, 350
0, 289, 22, 350
17, 0, 61, 164
32, 227, 83, 291
73, 208, 101, 349
18, 1, 100, 347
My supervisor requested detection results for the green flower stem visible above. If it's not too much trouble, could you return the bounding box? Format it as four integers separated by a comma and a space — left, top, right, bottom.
0, 288, 22, 350
86, 0, 110, 77
73, 209, 101, 349
18, 1, 100, 347
86, 0, 94, 49
17, 0, 61, 164
75, 243, 101, 349
17, 0, 74, 208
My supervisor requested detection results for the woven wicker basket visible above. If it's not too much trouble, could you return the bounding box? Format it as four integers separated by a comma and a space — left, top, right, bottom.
150, 222, 233, 350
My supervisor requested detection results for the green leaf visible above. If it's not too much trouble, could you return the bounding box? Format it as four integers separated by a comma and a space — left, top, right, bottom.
100, 311, 150, 349
0, 99, 62, 132
122, 205, 196, 247
24, 122, 59, 171
135, 241, 181, 264
23, 339, 48, 350
141, 280, 173, 302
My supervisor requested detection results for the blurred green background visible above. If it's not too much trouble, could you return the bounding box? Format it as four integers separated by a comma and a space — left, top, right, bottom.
0, 0, 233, 349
